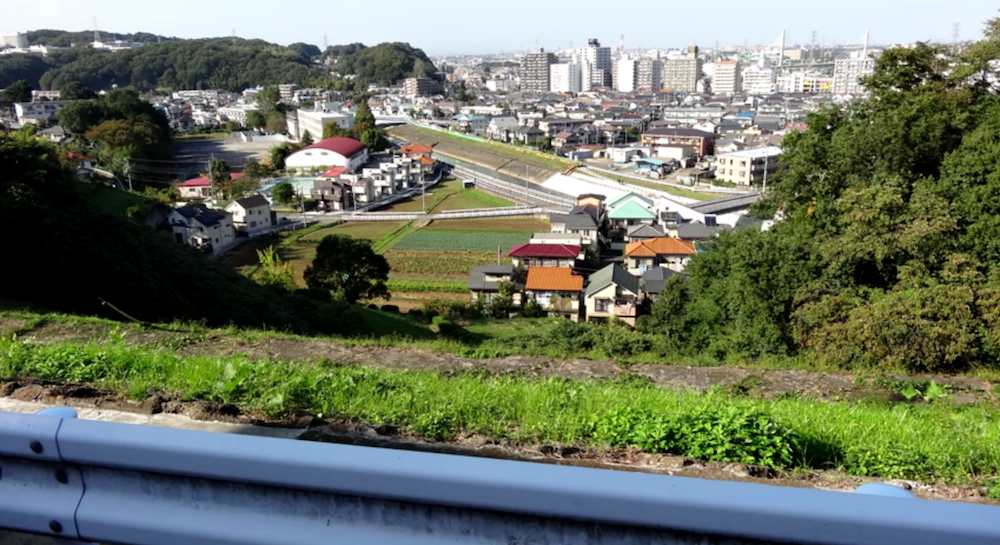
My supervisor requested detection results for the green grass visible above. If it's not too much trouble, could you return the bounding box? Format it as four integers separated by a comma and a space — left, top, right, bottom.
78, 184, 149, 216
392, 230, 530, 252
386, 279, 469, 293
3, 336, 999, 483
354, 306, 437, 339
301, 221, 409, 243
587, 169, 720, 201
176, 132, 229, 140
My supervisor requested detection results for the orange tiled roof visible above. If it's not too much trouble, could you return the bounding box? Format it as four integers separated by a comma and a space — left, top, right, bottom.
419, 155, 435, 166
625, 237, 696, 257
401, 143, 433, 155
526, 267, 584, 291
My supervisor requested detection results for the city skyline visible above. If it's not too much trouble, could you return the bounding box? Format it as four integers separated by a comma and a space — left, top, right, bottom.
4, 0, 997, 55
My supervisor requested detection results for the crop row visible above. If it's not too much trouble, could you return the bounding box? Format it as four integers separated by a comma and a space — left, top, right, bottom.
392, 231, 530, 252
386, 279, 469, 293
385, 250, 498, 277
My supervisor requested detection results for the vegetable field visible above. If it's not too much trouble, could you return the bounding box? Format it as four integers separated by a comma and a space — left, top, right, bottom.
392, 230, 530, 252
301, 221, 408, 242
385, 250, 498, 279
425, 217, 550, 232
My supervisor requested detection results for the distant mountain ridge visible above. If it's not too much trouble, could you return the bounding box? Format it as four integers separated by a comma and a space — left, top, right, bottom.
1, 31, 439, 92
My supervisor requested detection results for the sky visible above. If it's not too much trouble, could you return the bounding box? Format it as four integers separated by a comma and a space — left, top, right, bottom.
5, 0, 998, 56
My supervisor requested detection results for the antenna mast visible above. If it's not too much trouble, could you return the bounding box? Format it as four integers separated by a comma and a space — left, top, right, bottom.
93, 16, 100, 44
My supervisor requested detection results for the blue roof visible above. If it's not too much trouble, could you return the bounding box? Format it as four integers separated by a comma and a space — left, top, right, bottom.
736, 112, 756, 118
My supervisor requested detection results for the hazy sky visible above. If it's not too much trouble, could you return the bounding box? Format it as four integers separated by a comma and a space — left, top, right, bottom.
5, 0, 998, 55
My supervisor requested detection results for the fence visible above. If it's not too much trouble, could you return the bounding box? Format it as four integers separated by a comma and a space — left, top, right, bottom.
585, 166, 750, 195
1, 408, 998, 545
450, 166, 576, 209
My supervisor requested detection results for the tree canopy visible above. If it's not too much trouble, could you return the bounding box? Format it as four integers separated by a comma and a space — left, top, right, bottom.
642, 19, 1000, 373
304, 235, 390, 304
0, 80, 32, 108
59, 81, 97, 100
0, 54, 50, 88
58, 89, 172, 167
25, 29, 177, 48
325, 42, 440, 86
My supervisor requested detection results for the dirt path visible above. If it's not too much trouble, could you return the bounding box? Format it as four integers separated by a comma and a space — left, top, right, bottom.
3, 317, 994, 405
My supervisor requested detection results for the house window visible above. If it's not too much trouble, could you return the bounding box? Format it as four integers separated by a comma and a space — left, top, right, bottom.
595, 299, 610, 312
214, 238, 219, 243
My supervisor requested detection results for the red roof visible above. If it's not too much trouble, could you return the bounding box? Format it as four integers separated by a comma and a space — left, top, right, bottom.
509, 244, 580, 259
319, 167, 348, 178
300, 137, 366, 158
177, 173, 244, 187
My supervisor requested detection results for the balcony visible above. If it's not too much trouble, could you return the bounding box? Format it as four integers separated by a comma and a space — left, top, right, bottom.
614, 303, 636, 317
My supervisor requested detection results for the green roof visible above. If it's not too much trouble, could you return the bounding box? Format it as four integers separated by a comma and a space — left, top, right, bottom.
586, 264, 641, 297
607, 200, 656, 220
608, 192, 654, 208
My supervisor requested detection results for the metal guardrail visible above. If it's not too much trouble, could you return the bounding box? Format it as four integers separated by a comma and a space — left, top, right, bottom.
1, 408, 999, 545
451, 166, 576, 209
585, 166, 751, 195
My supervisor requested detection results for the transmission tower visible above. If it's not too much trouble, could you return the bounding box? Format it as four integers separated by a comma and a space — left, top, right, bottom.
952, 23, 960, 54
93, 16, 100, 44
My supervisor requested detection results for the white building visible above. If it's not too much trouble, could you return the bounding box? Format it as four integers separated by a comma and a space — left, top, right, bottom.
294, 105, 354, 141
217, 104, 259, 127
714, 146, 781, 186
741, 58, 776, 95
14, 101, 70, 125
225, 195, 274, 235
284, 137, 369, 175
713, 61, 741, 95
167, 204, 237, 253
486, 79, 518, 92
833, 52, 876, 95
550, 63, 582, 93
616, 58, 638, 92
580, 39, 612, 90
2, 32, 28, 48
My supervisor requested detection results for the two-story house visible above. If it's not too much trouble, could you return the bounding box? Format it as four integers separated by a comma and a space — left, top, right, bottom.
624, 237, 697, 274
176, 173, 245, 200
467, 265, 523, 305
549, 212, 599, 247
509, 244, 582, 269
525, 267, 584, 321
585, 264, 642, 326
640, 128, 715, 156
167, 204, 236, 253
311, 179, 349, 211
225, 195, 275, 235
642, 267, 680, 304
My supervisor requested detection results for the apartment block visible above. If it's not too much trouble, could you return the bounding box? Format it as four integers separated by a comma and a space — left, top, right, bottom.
713, 61, 741, 95
549, 63, 582, 93
833, 53, 876, 95
404, 77, 440, 97
637, 59, 661, 92
662, 46, 702, 92
521, 49, 557, 92
714, 146, 781, 186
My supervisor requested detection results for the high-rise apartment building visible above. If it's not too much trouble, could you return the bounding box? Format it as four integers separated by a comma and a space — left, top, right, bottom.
521, 49, 557, 93
403, 77, 440, 97
662, 45, 702, 93
1, 32, 27, 48
637, 59, 662, 92
616, 57, 638, 92
833, 52, 876, 95
550, 63, 582, 93
580, 39, 612, 90
713, 61, 741, 95
741, 57, 776, 95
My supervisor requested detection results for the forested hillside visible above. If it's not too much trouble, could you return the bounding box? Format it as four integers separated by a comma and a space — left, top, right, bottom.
38, 38, 320, 91
25, 29, 179, 47
325, 42, 440, 86
641, 18, 1000, 373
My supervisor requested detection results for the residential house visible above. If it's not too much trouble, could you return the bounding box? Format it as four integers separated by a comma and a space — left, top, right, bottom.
625, 224, 665, 242
668, 220, 723, 242
513, 125, 545, 145
549, 212, 599, 246
576, 194, 607, 223
452, 114, 488, 134
509, 244, 581, 268
167, 204, 236, 253
467, 265, 523, 305
311, 179, 349, 211
714, 146, 781, 186
65, 152, 93, 180
585, 264, 642, 326
176, 173, 245, 200
525, 267, 584, 321
607, 193, 656, 228
486, 116, 519, 141
624, 237, 697, 274
225, 195, 275, 235
398, 144, 437, 176
642, 266, 680, 303
37, 125, 67, 143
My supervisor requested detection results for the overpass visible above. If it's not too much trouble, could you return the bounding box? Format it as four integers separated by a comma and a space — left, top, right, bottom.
0, 408, 997, 545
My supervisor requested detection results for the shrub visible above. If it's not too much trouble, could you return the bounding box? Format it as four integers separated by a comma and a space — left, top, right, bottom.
381, 305, 400, 314
367, 304, 379, 310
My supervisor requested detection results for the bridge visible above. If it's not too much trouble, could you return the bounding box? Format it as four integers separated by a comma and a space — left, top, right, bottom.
1, 408, 997, 545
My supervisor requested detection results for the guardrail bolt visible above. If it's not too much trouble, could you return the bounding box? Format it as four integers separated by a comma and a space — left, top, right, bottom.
54, 468, 68, 484
48, 521, 62, 533
29, 440, 43, 454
